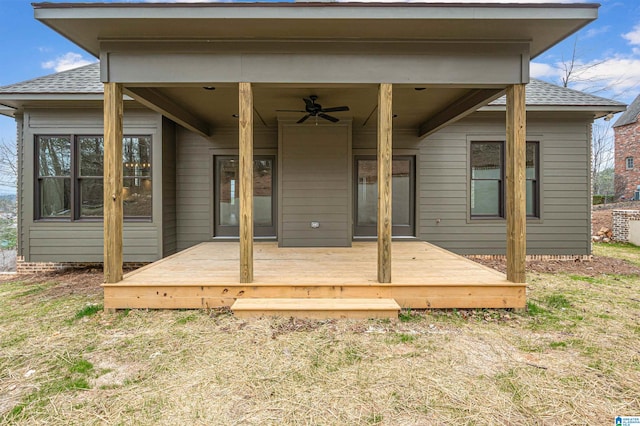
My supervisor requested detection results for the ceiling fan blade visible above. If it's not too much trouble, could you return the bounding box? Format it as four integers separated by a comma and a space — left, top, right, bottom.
303, 98, 315, 109
321, 106, 349, 113
276, 109, 307, 113
297, 114, 311, 124
319, 113, 339, 123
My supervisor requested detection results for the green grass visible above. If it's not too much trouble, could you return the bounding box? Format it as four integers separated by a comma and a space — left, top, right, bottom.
69, 358, 94, 375
175, 312, 200, 325
542, 294, 572, 309
7, 357, 94, 421
72, 304, 103, 321
525, 301, 546, 316
593, 242, 640, 267
567, 274, 603, 284
388, 333, 417, 344
399, 309, 422, 323
11, 285, 49, 299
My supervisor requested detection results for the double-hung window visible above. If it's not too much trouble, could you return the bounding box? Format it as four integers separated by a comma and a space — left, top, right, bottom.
470, 141, 539, 219
36, 135, 152, 221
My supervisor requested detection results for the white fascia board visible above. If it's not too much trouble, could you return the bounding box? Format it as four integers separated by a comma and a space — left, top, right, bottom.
34, 3, 599, 21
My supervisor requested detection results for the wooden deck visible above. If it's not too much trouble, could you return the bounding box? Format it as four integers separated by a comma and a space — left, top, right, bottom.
103, 241, 526, 310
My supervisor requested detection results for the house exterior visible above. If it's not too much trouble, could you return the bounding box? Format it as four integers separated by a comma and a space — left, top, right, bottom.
614, 93, 640, 200
0, 66, 625, 265
0, 2, 628, 312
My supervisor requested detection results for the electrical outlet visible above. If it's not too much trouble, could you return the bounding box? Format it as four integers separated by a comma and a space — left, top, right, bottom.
311, 221, 320, 229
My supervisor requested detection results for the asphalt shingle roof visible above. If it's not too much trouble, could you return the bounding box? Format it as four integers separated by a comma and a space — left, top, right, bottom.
612, 93, 640, 128
0, 63, 102, 94
0, 62, 627, 111
489, 78, 626, 108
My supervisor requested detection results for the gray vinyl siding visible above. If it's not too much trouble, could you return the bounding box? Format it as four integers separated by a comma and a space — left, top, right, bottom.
420, 112, 592, 255
162, 118, 177, 256
20, 107, 163, 262
19, 107, 592, 261
172, 112, 592, 255
280, 125, 350, 247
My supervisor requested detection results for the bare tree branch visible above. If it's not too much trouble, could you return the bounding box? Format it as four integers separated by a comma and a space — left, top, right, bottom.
0, 138, 17, 190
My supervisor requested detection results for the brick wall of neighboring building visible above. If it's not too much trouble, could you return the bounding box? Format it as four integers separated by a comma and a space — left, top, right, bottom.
614, 121, 640, 200
612, 209, 640, 242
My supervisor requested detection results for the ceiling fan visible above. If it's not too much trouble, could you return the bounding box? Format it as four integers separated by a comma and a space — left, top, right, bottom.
277, 95, 349, 124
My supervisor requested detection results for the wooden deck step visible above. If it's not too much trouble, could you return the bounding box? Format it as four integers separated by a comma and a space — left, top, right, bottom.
231, 298, 401, 319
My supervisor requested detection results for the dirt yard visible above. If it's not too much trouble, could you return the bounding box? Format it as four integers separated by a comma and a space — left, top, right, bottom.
1, 244, 639, 425
592, 208, 613, 235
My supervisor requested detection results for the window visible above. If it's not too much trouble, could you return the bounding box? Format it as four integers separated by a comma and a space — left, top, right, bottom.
354, 156, 415, 237
36, 135, 152, 220
470, 141, 539, 219
626, 157, 634, 170
470, 142, 503, 217
214, 155, 276, 237
525, 142, 539, 217
37, 136, 71, 218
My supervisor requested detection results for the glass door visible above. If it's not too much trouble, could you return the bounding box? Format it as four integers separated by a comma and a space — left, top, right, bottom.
214, 155, 276, 237
354, 155, 415, 237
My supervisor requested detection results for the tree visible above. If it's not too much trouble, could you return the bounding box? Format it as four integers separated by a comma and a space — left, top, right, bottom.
0, 138, 17, 193
591, 121, 615, 198
0, 138, 17, 271
556, 36, 623, 95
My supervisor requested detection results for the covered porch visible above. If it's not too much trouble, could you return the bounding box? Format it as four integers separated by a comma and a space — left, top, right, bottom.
104, 241, 524, 311
32, 2, 600, 315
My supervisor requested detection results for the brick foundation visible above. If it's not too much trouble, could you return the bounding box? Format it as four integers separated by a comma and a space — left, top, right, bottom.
466, 254, 593, 262
612, 209, 640, 242
16, 257, 149, 274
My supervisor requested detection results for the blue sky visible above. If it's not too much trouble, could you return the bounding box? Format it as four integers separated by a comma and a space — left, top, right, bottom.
0, 0, 639, 192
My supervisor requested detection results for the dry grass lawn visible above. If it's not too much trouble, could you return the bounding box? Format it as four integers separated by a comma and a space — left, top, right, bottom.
1, 243, 639, 425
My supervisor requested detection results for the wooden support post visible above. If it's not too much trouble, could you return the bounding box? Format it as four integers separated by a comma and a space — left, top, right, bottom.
506, 84, 527, 284
239, 82, 254, 283
377, 83, 393, 283
103, 83, 124, 283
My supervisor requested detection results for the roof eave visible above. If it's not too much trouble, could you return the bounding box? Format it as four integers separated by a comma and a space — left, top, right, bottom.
0, 93, 134, 109
0, 104, 16, 118
33, 2, 600, 58
480, 104, 627, 117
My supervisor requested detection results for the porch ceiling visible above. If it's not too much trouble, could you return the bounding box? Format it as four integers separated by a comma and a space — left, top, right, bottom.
132, 84, 475, 131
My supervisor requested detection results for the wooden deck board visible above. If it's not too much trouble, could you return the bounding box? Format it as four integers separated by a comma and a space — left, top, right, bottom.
118, 241, 508, 286
104, 241, 525, 309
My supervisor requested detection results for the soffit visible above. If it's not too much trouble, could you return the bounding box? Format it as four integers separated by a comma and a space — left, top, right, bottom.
34, 2, 599, 59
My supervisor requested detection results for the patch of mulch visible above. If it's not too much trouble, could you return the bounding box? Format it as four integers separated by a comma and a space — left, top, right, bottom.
470, 256, 640, 277
591, 209, 613, 235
